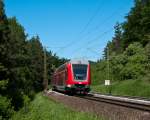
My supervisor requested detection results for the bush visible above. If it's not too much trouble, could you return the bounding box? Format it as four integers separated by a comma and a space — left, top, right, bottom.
110, 42, 148, 80
0, 96, 14, 119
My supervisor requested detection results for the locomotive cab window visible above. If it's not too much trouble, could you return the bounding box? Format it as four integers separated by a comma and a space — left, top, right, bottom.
72, 64, 88, 81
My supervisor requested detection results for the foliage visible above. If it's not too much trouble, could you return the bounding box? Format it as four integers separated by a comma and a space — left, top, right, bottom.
91, 61, 108, 85
103, 22, 123, 60
46, 51, 68, 83
120, 42, 148, 80
92, 42, 149, 84
0, 0, 67, 119
12, 93, 101, 120
92, 0, 150, 98
0, 96, 14, 119
122, 0, 150, 47
26, 36, 44, 91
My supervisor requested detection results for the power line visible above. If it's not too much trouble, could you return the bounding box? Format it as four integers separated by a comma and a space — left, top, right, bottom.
56, 0, 105, 54
46, 46, 65, 48
78, 0, 105, 35
86, 48, 100, 55
56, 1, 131, 61
86, 5, 127, 35
72, 3, 128, 47
70, 27, 113, 58
68, 3, 129, 59
56, 4, 124, 55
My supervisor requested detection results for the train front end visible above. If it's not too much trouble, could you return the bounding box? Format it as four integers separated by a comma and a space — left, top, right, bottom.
65, 60, 91, 94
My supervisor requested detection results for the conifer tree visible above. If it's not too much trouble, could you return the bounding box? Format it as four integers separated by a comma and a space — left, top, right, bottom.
123, 0, 150, 47
112, 22, 122, 53
0, 0, 10, 94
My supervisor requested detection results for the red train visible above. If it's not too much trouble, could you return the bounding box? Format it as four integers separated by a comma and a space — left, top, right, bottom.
51, 60, 91, 94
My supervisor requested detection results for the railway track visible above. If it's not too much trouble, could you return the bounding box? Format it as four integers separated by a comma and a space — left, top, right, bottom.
77, 92, 150, 111
90, 92, 150, 100
47, 90, 150, 111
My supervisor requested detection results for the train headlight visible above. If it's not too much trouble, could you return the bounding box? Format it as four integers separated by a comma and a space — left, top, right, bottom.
79, 82, 82, 84
67, 84, 72, 87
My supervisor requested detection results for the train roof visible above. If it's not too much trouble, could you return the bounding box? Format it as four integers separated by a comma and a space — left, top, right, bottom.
69, 59, 89, 64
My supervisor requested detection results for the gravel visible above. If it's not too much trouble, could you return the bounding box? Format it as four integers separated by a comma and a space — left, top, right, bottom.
45, 91, 150, 120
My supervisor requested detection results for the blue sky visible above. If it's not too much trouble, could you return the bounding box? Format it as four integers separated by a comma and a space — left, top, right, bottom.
5, 0, 134, 61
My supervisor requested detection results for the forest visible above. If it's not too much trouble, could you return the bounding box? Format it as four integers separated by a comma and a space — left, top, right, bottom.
92, 0, 150, 95
0, 0, 66, 119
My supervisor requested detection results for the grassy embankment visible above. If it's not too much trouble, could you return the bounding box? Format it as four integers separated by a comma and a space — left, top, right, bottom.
91, 62, 150, 98
91, 80, 150, 98
12, 93, 103, 120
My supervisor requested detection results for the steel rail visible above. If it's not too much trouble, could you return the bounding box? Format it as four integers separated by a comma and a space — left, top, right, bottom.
78, 93, 150, 111
90, 92, 150, 101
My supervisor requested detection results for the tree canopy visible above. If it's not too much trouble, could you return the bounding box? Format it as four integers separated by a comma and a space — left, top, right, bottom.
93, 0, 150, 85
0, 0, 67, 118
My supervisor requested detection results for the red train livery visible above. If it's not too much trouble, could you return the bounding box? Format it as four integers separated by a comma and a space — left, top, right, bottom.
51, 60, 91, 94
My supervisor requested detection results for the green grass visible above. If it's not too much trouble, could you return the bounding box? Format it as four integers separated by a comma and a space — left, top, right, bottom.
12, 93, 103, 120
91, 80, 150, 98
